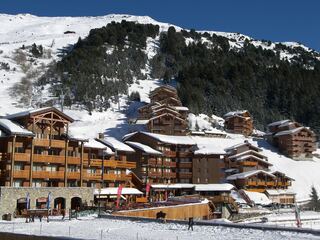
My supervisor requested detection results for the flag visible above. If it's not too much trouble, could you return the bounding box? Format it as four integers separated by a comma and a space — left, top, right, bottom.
46, 192, 51, 209
116, 185, 123, 208
26, 193, 30, 210
295, 203, 302, 227
146, 183, 151, 197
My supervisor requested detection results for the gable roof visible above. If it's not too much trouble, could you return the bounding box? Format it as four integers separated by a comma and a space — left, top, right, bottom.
274, 127, 313, 137
228, 150, 267, 160
225, 142, 262, 152
267, 119, 290, 127
149, 112, 186, 123
125, 141, 163, 155
233, 154, 272, 166
97, 137, 135, 153
223, 110, 249, 119
0, 119, 34, 137
5, 107, 74, 123
226, 170, 275, 180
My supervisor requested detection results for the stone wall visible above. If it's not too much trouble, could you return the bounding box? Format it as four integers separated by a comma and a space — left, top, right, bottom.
0, 187, 94, 217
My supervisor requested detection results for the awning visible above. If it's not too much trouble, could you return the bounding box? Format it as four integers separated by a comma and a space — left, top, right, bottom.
36, 197, 48, 203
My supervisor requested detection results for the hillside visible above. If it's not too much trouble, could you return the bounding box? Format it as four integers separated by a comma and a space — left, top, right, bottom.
0, 14, 320, 200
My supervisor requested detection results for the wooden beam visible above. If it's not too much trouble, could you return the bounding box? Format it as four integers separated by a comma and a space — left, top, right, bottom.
10, 135, 16, 186
29, 137, 34, 187
64, 139, 69, 187
80, 142, 84, 187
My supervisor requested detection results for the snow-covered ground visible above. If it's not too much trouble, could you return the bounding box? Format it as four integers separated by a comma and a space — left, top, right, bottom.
0, 215, 318, 240
241, 210, 320, 230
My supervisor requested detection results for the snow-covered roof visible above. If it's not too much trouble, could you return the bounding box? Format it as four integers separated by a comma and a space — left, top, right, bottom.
84, 138, 108, 150
125, 141, 162, 155
190, 131, 205, 136
265, 189, 296, 196
244, 190, 272, 206
226, 170, 275, 180
267, 119, 290, 127
0, 119, 34, 137
97, 137, 135, 153
139, 132, 196, 145
194, 183, 235, 192
5, 107, 74, 122
270, 170, 294, 180
151, 184, 195, 189
135, 119, 149, 125
225, 142, 262, 152
173, 106, 189, 111
228, 150, 267, 160
94, 188, 143, 195
204, 129, 227, 135
192, 136, 242, 155
274, 127, 307, 137
223, 110, 248, 118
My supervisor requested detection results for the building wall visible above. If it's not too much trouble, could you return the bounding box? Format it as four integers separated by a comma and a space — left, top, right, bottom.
192, 155, 224, 184
0, 187, 93, 216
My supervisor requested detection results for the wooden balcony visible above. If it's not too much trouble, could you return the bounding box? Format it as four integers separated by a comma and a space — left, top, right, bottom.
34, 154, 65, 164
163, 172, 176, 178
14, 153, 30, 162
67, 172, 80, 179
85, 172, 102, 181
163, 161, 177, 168
104, 160, 136, 169
147, 159, 157, 166
246, 180, 275, 187
178, 162, 192, 168
241, 161, 257, 167
68, 156, 81, 165
148, 172, 162, 178
103, 173, 131, 181
178, 152, 192, 158
33, 171, 64, 179
163, 151, 176, 158
34, 139, 66, 148
13, 170, 29, 179
178, 172, 192, 179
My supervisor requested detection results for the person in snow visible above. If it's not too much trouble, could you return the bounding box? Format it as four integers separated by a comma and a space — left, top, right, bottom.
188, 217, 194, 231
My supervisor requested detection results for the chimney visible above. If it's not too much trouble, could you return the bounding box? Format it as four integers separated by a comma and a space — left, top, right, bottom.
98, 133, 104, 139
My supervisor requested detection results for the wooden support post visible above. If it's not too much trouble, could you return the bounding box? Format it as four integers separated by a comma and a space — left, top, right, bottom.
64, 139, 69, 187
10, 135, 16, 186
80, 142, 84, 187
29, 137, 34, 187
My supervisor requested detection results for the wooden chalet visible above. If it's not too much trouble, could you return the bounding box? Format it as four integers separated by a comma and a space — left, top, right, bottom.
125, 141, 175, 185
267, 120, 317, 159
137, 85, 188, 136
147, 112, 188, 136
223, 110, 253, 136
149, 85, 179, 104
0, 107, 136, 188
224, 142, 293, 192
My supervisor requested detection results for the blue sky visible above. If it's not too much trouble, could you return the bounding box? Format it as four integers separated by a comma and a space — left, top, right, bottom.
1, 0, 319, 51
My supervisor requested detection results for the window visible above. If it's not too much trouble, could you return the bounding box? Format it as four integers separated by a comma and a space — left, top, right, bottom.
15, 147, 24, 153
32, 180, 42, 187
13, 180, 22, 187
14, 164, 23, 171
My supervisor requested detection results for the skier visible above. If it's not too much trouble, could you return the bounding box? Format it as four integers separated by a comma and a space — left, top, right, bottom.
188, 217, 194, 231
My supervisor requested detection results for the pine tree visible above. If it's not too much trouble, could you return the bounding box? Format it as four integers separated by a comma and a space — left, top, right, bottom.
309, 186, 320, 211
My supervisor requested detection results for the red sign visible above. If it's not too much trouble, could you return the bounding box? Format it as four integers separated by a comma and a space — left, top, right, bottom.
146, 183, 151, 197
116, 185, 123, 208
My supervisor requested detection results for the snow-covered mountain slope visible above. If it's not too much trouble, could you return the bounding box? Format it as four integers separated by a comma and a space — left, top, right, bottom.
0, 13, 319, 201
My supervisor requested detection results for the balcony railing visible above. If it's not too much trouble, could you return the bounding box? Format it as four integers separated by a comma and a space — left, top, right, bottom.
178, 172, 192, 179
163, 151, 176, 158
103, 173, 131, 181
67, 172, 80, 179
163, 161, 177, 168
163, 172, 177, 178
33, 171, 64, 179
34, 139, 66, 148
14, 153, 30, 162
178, 162, 192, 168
33, 154, 65, 164
13, 170, 29, 178
85, 172, 102, 181
148, 172, 163, 178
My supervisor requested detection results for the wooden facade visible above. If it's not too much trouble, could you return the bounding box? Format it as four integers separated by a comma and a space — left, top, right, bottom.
137, 85, 189, 136
267, 120, 317, 159
223, 110, 253, 136
224, 142, 292, 192
0, 107, 135, 188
